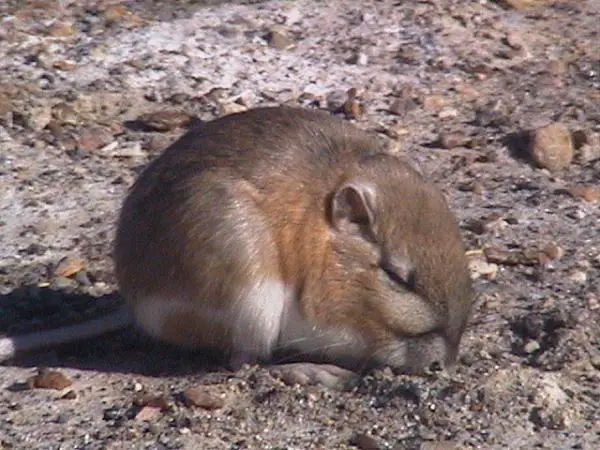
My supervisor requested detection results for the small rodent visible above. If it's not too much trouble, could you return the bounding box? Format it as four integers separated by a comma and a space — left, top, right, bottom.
1, 107, 473, 386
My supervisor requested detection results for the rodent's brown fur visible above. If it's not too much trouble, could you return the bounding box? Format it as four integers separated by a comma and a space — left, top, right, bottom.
114, 106, 473, 374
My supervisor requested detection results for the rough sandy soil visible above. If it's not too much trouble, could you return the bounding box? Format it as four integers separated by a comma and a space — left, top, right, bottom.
0, 0, 599, 448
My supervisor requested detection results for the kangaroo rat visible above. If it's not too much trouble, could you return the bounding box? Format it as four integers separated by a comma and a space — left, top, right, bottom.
1, 107, 473, 385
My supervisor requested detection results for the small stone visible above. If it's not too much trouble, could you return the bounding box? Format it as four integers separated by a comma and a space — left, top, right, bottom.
143, 135, 172, 153
497, 0, 550, 9
566, 185, 600, 203
17, 105, 53, 132
27, 369, 73, 390
133, 393, 170, 410
0, 93, 13, 124
590, 355, 600, 369
468, 259, 498, 280
114, 142, 144, 158
135, 405, 162, 421
77, 127, 114, 152
569, 271, 587, 285
524, 340, 541, 354
59, 389, 77, 400
439, 131, 469, 149
529, 376, 573, 430
182, 387, 225, 410
136, 110, 195, 132
350, 433, 381, 450
51, 103, 79, 126
266, 27, 294, 50
74, 271, 91, 286
541, 243, 564, 261
388, 97, 417, 116
51, 276, 77, 291
103, 5, 144, 27
547, 59, 568, 76
45, 22, 75, 38
203, 87, 229, 103
438, 108, 459, 119
423, 94, 446, 110
53, 60, 77, 71
484, 247, 524, 266
419, 442, 462, 450
586, 293, 599, 311
218, 102, 247, 116
54, 256, 86, 278
457, 181, 484, 194
528, 123, 573, 171
504, 32, 525, 51
348, 51, 368, 66
578, 144, 600, 165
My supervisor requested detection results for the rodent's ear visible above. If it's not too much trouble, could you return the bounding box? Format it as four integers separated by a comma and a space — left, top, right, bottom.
330, 181, 378, 241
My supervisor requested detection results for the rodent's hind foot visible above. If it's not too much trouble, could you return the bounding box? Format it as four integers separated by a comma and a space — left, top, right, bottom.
269, 363, 359, 390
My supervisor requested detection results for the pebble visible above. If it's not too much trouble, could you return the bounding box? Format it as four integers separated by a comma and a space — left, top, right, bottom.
438, 131, 469, 149
504, 32, 525, 51
529, 376, 573, 430
528, 123, 573, 171
27, 369, 73, 390
419, 442, 462, 450
388, 97, 417, 116
111, 142, 145, 158
569, 270, 587, 285
438, 108, 459, 119
52, 60, 77, 71
266, 27, 294, 50
586, 293, 599, 311
17, 105, 53, 132
348, 51, 369, 66
572, 130, 600, 164
51, 103, 79, 126
349, 433, 381, 450
182, 386, 226, 410
50, 276, 77, 291
524, 340, 541, 354
468, 258, 498, 280
136, 110, 195, 132
498, 0, 551, 9
77, 127, 114, 152
423, 94, 446, 110
218, 102, 247, 116
45, 22, 76, 38
567, 185, 600, 203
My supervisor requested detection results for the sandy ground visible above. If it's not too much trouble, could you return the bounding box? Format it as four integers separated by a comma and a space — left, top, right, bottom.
0, 0, 599, 449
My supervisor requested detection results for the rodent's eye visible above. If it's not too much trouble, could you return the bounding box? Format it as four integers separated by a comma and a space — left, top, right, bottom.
380, 264, 416, 291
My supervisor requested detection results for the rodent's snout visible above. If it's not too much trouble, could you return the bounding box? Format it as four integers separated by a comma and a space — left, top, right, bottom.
374, 331, 457, 375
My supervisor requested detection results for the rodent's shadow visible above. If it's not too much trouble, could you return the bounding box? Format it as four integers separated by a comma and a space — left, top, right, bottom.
502, 130, 532, 162
123, 116, 203, 133
0, 286, 224, 377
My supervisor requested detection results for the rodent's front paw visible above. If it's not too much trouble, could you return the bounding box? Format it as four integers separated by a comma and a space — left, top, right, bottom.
269, 363, 359, 390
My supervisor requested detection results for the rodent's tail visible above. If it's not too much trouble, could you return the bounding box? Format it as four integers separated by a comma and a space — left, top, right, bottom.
0, 306, 133, 362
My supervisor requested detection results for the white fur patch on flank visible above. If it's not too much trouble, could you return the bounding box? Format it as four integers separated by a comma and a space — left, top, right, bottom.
231, 278, 287, 357
132, 278, 288, 358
